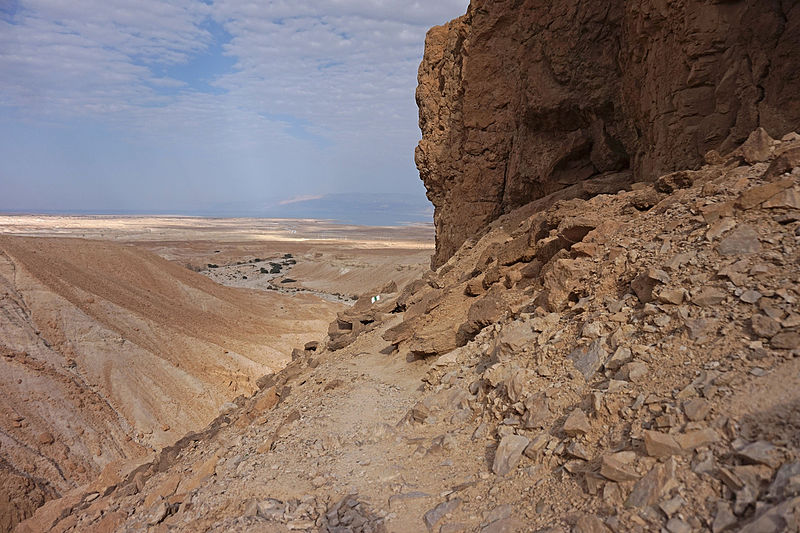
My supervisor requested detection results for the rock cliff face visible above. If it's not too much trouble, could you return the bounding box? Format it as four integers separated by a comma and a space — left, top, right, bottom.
417, 0, 800, 266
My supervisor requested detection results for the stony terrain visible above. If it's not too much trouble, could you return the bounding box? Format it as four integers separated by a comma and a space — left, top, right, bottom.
0, 219, 433, 532
18, 129, 800, 532
0, 236, 343, 530
417, 0, 800, 267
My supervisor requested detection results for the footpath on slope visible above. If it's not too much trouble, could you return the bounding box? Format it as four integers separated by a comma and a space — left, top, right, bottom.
18, 128, 800, 532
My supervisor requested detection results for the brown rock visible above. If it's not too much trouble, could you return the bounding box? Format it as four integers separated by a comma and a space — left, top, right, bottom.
763, 146, 800, 180
736, 179, 794, 209
717, 225, 761, 255
600, 453, 639, 482
567, 338, 607, 380
738, 127, 775, 164
683, 398, 711, 422
675, 428, 718, 451
692, 287, 727, 306
574, 515, 611, 533
492, 434, 529, 476
712, 501, 737, 533
631, 268, 670, 303
657, 288, 685, 305
424, 499, 461, 532
763, 187, 800, 209
625, 460, 675, 509
751, 314, 781, 338
655, 171, 695, 193
416, 2, 800, 267
643, 430, 682, 457
465, 276, 485, 297
37, 432, 54, 446
771, 331, 800, 350
736, 440, 780, 468
563, 409, 592, 437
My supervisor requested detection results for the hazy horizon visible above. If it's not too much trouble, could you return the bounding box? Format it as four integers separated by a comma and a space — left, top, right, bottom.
0, 192, 434, 226
0, 1, 469, 217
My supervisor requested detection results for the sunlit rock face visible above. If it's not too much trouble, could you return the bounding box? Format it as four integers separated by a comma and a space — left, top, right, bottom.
416, 0, 800, 267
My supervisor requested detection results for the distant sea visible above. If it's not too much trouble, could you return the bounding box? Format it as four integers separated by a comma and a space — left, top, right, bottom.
3, 193, 434, 227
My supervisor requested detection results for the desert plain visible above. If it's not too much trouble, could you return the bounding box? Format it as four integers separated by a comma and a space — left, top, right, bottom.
0, 214, 433, 529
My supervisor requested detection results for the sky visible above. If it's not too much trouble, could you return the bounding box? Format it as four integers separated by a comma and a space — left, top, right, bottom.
0, 0, 469, 218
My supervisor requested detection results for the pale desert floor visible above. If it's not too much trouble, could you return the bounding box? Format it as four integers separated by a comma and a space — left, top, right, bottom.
0, 214, 433, 530
0, 214, 434, 301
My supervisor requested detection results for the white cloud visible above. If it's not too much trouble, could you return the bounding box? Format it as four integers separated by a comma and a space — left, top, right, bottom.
0, 0, 470, 208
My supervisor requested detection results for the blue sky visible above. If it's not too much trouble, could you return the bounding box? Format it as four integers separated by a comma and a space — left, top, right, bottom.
0, 0, 468, 216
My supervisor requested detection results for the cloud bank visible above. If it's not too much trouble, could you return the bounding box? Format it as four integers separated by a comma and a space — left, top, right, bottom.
0, 0, 469, 216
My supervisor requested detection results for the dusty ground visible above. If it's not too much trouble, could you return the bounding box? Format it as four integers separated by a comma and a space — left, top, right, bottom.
0, 217, 433, 531
17, 131, 800, 533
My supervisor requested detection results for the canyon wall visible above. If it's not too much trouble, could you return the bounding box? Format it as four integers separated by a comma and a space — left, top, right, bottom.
417, 0, 800, 266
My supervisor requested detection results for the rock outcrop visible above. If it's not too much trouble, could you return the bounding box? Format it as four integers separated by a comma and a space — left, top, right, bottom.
22, 130, 800, 533
417, 0, 800, 266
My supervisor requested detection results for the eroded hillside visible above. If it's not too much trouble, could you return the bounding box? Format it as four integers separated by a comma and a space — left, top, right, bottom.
0, 236, 341, 530
20, 129, 800, 532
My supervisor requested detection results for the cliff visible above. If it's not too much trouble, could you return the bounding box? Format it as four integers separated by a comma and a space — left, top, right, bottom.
417, 0, 800, 266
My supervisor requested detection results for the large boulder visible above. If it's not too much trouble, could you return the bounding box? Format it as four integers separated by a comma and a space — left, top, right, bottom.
417, 0, 800, 267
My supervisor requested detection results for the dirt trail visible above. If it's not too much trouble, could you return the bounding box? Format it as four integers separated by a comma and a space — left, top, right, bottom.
18, 129, 800, 533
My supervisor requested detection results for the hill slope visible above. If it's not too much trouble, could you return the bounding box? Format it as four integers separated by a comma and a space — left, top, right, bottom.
0, 236, 341, 530
19, 130, 800, 532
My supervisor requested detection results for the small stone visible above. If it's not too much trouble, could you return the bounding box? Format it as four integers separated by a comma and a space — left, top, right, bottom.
144, 501, 169, 526
707, 217, 737, 240
643, 430, 682, 457
740, 290, 762, 304
692, 287, 727, 306
734, 484, 756, 515
625, 460, 674, 508
37, 432, 54, 446
567, 441, 592, 461
717, 466, 745, 491
600, 453, 639, 482
751, 314, 781, 337
763, 146, 800, 180
763, 187, 800, 209
771, 331, 800, 350
492, 435, 530, 476
736, 440, 780, 468
718, 225, 761, 255
712, 501, 737, 533
480, 517, 525, 533
676, 428, 718, 451
568, 338, 607, 380
563, 409, 592, 437
631, 268, 670, 303
685, 318, 718, 343
616, 361, 648, 382
287, 520, 316, 530
666, 517, 692, 533
523, 433, 550, 459
683, 398, 711, 421
738, 127, 774, 164
768, 462, 800, 500
653, 314, 671, 327
605, 346, 632, 371
424, 499, 461, 531
574, 515, 611, 533
657, 288, 685, 305
659, 495, 685, 517
737, 179, 793, 209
